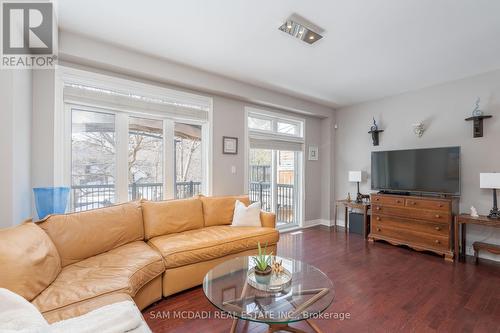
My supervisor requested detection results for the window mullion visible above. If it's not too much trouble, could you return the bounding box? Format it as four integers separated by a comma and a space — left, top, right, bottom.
201, 122, 210, 196
115, 114, 129, 203
164, 120, 175, 200
272, 150, 277, 215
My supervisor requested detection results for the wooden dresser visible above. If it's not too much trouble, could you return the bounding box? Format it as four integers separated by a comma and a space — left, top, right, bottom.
369, 194, 459, 262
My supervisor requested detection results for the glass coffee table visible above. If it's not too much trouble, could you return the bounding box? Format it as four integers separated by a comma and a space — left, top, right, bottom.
203, 256, 334, 333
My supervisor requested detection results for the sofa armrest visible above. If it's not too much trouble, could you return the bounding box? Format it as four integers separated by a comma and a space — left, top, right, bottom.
260, 211, 276, 229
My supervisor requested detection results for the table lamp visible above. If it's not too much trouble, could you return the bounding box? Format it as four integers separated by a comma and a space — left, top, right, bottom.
349, 171, 362, 203
480, 173, 500, 219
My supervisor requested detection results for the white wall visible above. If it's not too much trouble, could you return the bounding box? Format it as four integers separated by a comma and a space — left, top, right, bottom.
334, 69, 500, 260
27, 32, 336, 225
0, 70, 33, 228
211, 96, 333, 223
58, 31, 334, 118
0, 71, 14, 228
32, 70, 56, 189
211, 96, 247, 196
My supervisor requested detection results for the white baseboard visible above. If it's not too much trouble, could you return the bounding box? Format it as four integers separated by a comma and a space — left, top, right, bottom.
303, 219, 332, 228
333, 218, 346, 227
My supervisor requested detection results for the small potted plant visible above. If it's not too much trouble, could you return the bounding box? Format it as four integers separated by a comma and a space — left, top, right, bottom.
252, 242, 273, 284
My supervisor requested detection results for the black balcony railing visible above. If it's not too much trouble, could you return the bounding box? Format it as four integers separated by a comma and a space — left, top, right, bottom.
249, 181, 295, 225
71, 181, 294, 223
129, 183, 163, 201
72, 181, 202, 212
175, 181, 202, 199
72, 184, 115, 212
249, 181, 272, 211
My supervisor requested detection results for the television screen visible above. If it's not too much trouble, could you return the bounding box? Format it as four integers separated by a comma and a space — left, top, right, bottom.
371, 147, 460, 195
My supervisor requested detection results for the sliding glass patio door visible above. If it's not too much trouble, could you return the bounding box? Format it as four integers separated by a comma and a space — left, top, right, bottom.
249, 148, 301, 228
246, 109, 304, 228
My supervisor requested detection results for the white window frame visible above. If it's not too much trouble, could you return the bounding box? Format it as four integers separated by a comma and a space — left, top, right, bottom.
244, 107, 305, 228
246, 108, 304, 140
58, 67, 212, 209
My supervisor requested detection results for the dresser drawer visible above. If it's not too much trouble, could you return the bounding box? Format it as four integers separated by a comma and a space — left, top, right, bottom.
371, 195, 405, 206
372, 214, 449, 237
405, 198, 450, 211
371, 220, 449, 250
372, 205, 451, 224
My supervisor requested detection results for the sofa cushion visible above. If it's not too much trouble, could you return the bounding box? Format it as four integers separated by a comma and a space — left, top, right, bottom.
37, 201, 144, 267
0, 223, 61, 301
200, 195, 251, 227
148, 226, 279, 269
32, 241, 164, 314
142, 198, 204, 240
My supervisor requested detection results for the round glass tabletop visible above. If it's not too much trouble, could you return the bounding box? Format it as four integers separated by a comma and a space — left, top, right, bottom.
203, 256, 334, 324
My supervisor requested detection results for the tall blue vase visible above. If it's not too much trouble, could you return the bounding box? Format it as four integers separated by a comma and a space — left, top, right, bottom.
33, 187, 70, 219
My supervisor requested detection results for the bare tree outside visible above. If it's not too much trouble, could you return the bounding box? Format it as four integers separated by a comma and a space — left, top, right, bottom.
72, 110, 116, 210
175, 123, 202, 198
71, 111, 204, 210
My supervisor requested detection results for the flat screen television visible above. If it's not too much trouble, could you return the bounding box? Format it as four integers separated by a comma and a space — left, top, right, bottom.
371, 147, 460, 195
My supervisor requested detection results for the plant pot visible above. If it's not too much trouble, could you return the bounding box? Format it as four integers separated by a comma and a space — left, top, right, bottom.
254, 265, 272, 285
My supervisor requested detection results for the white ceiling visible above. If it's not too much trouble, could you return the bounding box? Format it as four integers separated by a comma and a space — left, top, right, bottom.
58, 0, 500, 107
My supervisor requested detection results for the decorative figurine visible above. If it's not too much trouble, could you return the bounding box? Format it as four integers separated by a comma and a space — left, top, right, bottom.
347, 193, 351, 202
413, 122, 425, 138
470, 206, 479, 217
472, 98, 483, 117
465, 100, 492, 137
271, 258, 284, 275
368, 117, 384, 146
370, 117, 378, 132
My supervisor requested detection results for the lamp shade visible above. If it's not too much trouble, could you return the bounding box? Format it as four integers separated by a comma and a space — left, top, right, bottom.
349, 171, 362, 182
480, 173, 500, 189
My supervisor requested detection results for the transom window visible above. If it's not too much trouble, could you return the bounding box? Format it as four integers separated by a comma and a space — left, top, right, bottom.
247, 110, 303, 138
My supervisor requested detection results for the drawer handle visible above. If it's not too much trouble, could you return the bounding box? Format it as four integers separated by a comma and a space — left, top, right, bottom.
375, 198, 380, 201
376, 207, 381, 210
435, 226, 441, 231
439, 204, 443, 208
396, 200, 401, 203
435, 214, 441, 218
376, 217, 381, 221
376, 227, 381, 232
411, 202, 417, 205
435, 240, 440, 244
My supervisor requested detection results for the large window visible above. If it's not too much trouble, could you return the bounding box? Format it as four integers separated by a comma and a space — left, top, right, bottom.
64, 69, 211, 212
247, 109, 304, 228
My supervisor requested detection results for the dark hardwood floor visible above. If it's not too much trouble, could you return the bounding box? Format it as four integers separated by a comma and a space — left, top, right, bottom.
143, 226, 500, 332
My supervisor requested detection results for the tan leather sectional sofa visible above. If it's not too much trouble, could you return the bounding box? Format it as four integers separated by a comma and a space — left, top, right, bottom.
0, 195, 279, 323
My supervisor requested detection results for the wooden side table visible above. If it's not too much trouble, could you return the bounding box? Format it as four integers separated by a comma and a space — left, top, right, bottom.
454, 214, 500, 262
334, 200, 370, 239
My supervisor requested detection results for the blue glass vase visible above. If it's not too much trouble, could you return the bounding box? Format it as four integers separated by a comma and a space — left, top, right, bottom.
33, 187, 70, 219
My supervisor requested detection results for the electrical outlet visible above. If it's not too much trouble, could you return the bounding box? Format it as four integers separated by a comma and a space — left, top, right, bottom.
465, 246, 474, 256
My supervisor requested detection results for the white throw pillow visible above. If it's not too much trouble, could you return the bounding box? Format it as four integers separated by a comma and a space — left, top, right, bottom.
231, 200, 262, 227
